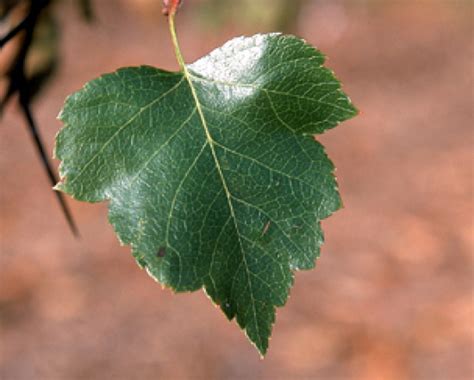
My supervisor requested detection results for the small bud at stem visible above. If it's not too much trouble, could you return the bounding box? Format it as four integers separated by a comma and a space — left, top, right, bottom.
162, 0, 182, 17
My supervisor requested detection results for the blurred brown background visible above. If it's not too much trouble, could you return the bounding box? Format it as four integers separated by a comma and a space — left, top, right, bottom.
0, 0, 472, 379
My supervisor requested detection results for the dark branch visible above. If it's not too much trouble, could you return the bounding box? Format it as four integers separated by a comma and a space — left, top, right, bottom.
0, 15, 28, 49
1, 0, 80, 236
19, 94, 80, 237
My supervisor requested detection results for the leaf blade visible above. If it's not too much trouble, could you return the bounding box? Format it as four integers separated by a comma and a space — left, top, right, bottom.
55, 33, 357, 355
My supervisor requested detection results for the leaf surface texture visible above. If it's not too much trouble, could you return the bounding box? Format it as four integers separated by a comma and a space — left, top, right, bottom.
56, 34, 357, 355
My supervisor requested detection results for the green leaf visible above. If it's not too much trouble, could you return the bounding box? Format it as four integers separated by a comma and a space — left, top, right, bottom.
55, 33, 357, 355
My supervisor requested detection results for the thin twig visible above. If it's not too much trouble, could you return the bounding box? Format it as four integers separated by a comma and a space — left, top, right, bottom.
19, 94, 80, 237
0, 15, 28, 49
1, 0, 80, 236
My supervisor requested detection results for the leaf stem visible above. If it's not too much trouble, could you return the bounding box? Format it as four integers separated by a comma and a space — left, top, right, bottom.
168, 10, 186, 71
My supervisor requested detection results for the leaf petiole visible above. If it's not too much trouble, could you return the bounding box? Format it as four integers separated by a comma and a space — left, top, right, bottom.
168, 2, 186, 71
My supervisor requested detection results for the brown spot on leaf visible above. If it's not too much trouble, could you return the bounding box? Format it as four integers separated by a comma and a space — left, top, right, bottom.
156, 247, 166, 258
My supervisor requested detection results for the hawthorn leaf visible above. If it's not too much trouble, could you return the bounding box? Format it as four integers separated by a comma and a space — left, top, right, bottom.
55, 33, 357, 355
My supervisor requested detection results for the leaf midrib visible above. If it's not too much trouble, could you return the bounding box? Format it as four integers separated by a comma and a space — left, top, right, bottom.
180, 64, 264, 349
